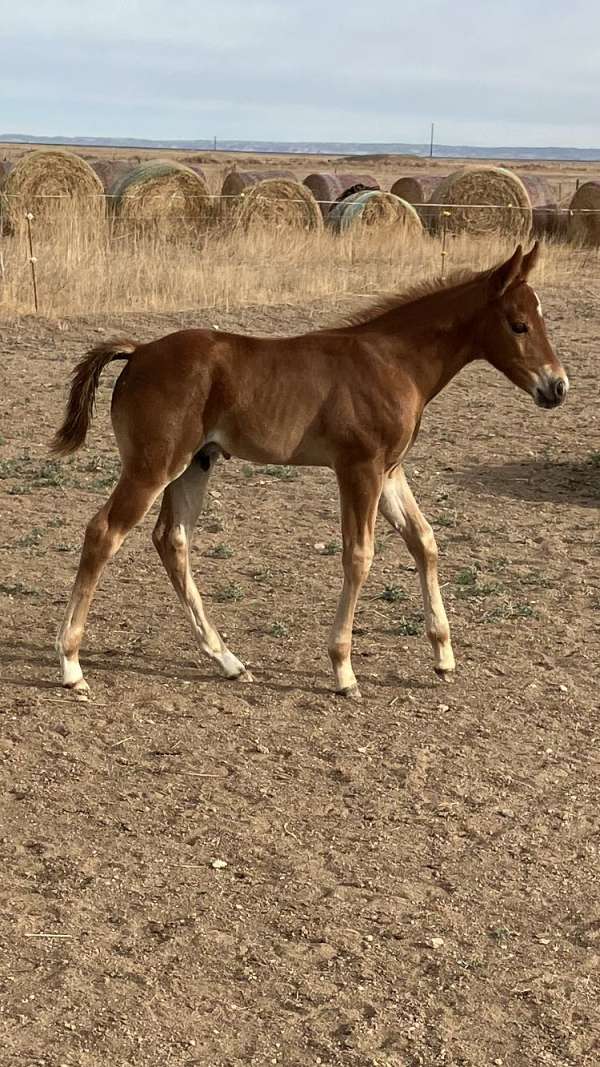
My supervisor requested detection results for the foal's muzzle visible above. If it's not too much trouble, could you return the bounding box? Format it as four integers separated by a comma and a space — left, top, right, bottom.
533, 372, 569, 409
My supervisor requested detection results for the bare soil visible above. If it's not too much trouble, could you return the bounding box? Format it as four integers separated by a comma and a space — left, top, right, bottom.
0, 290, 599, 1066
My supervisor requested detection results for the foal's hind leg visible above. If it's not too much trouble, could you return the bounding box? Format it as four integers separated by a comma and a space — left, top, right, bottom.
152, 456, 249, 681
57, 474, 166, 695
379, 467, 455, 679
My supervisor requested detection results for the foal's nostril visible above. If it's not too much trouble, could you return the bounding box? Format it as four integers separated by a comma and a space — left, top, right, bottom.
554, 378, 566, 401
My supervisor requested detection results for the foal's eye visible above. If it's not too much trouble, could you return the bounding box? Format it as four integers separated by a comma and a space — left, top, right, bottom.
511, 321, 528, 334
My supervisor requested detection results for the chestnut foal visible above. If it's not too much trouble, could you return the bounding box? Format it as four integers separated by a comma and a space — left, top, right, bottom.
51, 242, 568, 699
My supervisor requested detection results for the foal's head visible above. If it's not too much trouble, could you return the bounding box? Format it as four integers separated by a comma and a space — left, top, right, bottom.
477, 242, 568, 409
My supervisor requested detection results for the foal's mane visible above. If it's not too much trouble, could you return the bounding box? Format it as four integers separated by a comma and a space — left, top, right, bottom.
337, 266, 491, 328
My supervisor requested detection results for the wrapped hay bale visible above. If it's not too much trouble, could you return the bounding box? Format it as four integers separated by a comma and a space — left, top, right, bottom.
328, 190, 422, 235
567, 182, 600, 245
233, 178, 323, 233
110, 159, 212, 236
2, 149, 104, 232
428, 167, 533, 238
303, 172, 379, 217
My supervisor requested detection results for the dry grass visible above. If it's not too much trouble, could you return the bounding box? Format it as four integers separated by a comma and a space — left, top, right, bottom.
0, 209, 597, 318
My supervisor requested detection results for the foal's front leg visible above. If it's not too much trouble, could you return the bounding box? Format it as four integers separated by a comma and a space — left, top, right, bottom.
329, 462, 382, 699
379, 466, 455, 678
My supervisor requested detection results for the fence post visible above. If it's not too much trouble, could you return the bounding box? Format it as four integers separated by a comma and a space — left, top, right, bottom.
440, 210, 451, 278
25, 211, 39, 313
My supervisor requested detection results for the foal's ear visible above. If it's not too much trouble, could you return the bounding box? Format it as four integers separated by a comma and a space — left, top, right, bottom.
520, 240, 540, 279
490, 245, 523, 297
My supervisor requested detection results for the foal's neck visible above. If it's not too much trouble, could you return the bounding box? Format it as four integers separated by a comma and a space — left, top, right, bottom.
382, 277, 485, 404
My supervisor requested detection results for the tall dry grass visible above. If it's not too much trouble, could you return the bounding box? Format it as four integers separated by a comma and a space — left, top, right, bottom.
0, 207, 597, 318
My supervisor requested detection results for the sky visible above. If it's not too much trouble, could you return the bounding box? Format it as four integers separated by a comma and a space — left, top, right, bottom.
2, 1, 600, 148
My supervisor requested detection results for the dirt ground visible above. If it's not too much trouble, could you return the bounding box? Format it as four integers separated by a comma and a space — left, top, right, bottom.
0, 286, 599, 1066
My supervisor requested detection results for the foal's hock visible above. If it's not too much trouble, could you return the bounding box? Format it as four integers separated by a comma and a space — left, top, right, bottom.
51, 243, 568, 699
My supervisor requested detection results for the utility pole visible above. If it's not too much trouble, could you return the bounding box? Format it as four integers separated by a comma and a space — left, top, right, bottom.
213, 134, 217, 151
429, 122, 435, 158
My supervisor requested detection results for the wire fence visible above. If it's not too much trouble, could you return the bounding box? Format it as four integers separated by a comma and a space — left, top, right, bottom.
2, 191, 600, 213
1, 195, 598, 314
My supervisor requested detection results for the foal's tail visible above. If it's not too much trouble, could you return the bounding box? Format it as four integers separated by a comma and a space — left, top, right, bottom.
50, 339, 138, 456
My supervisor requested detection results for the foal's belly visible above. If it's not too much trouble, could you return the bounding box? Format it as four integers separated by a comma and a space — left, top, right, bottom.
203, 427, 332, 468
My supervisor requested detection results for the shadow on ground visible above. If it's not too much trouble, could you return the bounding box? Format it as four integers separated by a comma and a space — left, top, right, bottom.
456, 456, 599, 507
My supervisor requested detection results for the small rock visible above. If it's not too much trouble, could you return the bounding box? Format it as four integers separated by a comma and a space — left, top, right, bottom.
431, 937, 444, 949
314, 542, 326, 551
211, 858, 228, 870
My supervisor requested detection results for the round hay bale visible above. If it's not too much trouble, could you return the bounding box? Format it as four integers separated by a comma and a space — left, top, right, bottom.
539, 193, 571, 240
518, 174, 560, 237
390, 175, 442, 205
110, 159, 211, 235
221, 169, 297, 198
303, 172, 380, 217
234, 179, 323, 233
0, 160, 13, 183
3, 149, 104, 232
428, 167, 532, 238
185, 163, 207, 182
328, 190, 423, 235
92, 159, 137, 193
179, 156, 207, 180
567, 181, 600, 245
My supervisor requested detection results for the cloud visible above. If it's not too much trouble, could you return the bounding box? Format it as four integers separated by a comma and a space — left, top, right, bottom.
2, 0, 599, 146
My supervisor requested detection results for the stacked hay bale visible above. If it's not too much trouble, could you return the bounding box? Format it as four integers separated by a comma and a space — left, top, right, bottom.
109, 159, 212, 237
1, 149, 104, 234
427, 167, 534, 239
225, 177, 323, 234
567, 182, 600, 245
328, 190, 422, 235
303, 173, 379, 218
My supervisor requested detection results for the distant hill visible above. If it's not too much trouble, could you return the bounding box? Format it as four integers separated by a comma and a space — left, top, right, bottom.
2, 133, 600, 162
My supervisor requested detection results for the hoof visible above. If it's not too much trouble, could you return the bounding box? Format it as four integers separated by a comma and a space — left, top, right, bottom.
64, 678, 90, 701
434, 667, 455, 683
336, 685, 362, 702
229, 668, 254, 684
